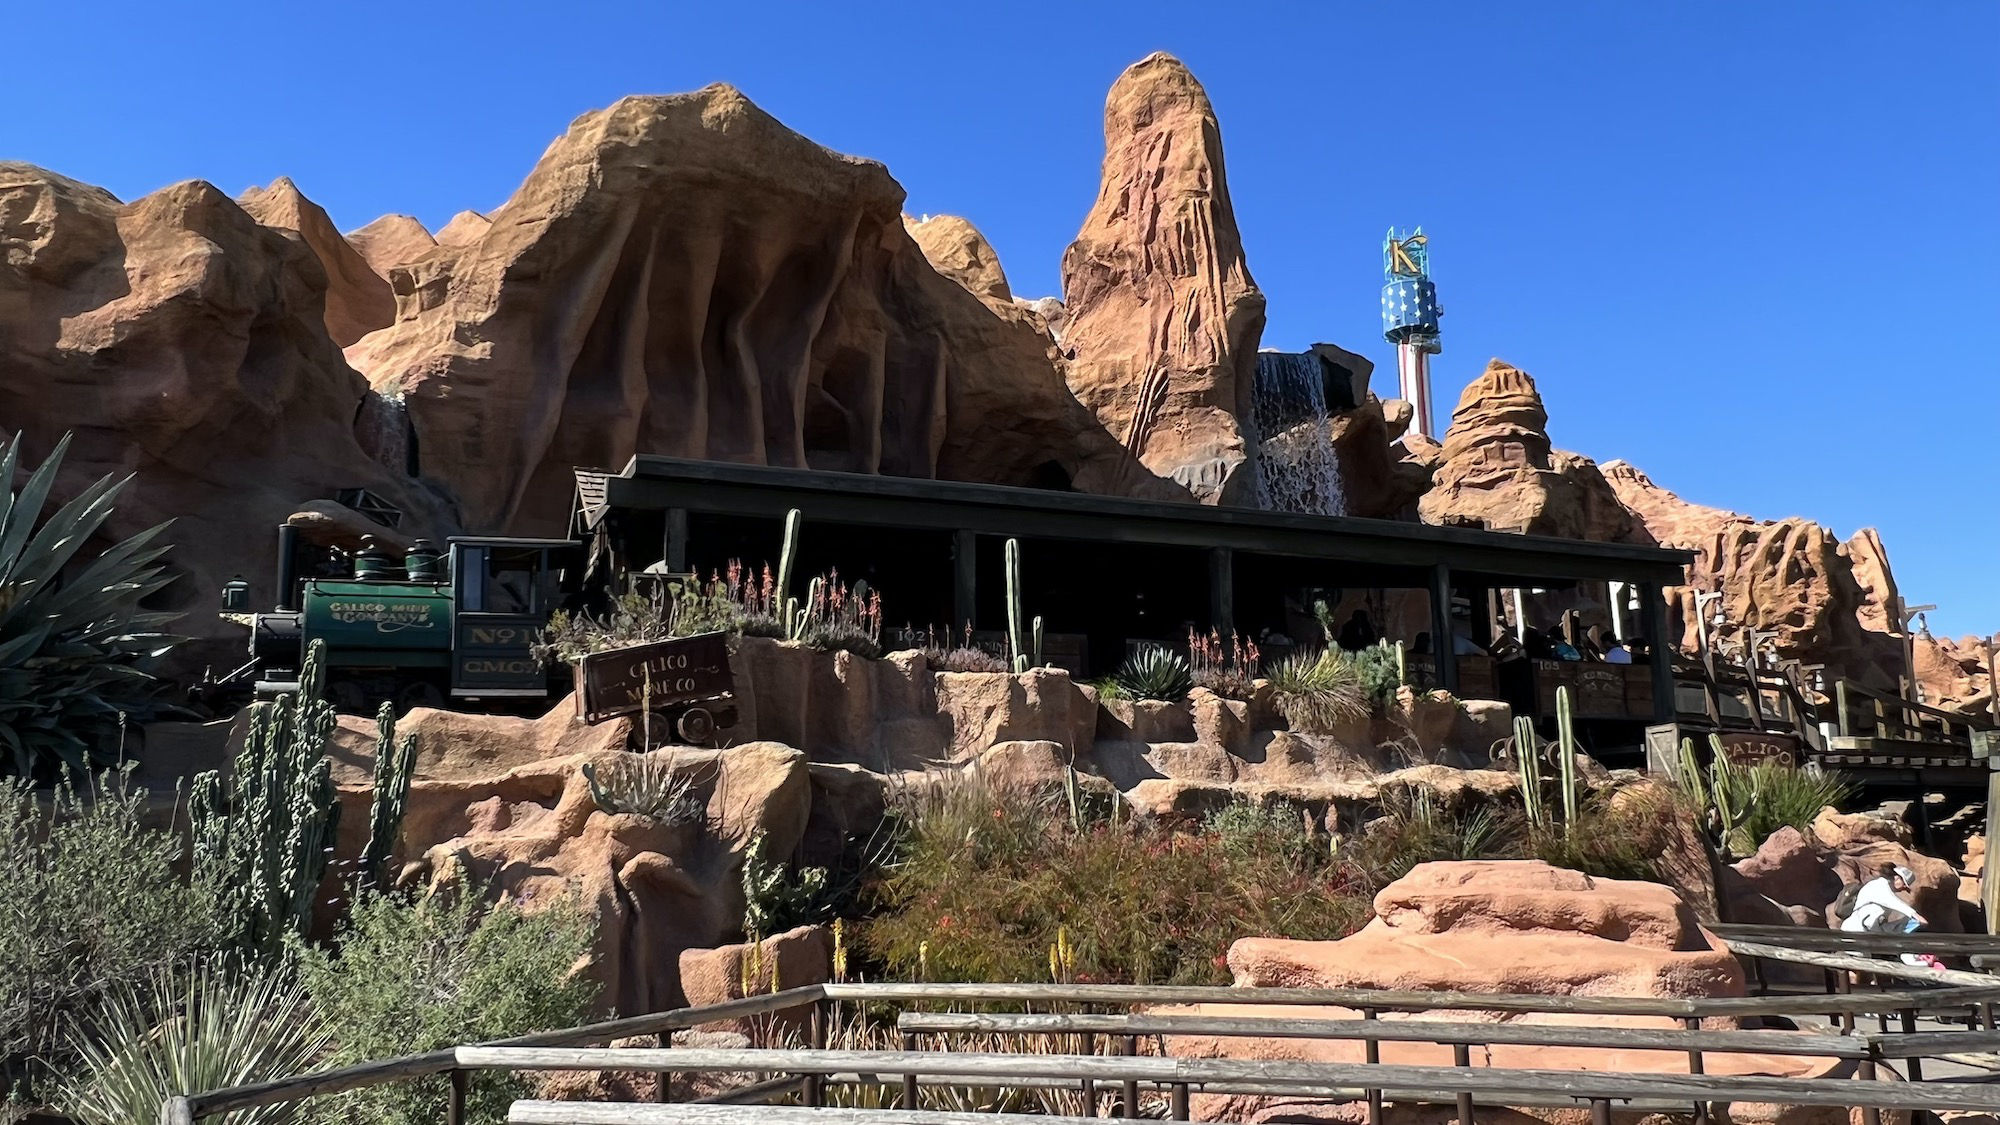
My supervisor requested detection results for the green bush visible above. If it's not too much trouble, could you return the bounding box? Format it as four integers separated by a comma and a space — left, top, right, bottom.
53, 957, 328, 1125
296, 887, 597, 1125
860, 782, 1368, 986
1530, 788, 1677, 884
742, 832, 836, 938
1342, 787, 1523, 891
0, 771, 224, 1096
1111, 647, 1193, 703
1265, 649, 1367, 733
1351, 641, 1403, 714
0, 432, 181, 778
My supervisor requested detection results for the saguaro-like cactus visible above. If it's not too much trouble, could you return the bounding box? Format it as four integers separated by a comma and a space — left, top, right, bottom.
190, 639, 341, 956
1031, 614, 1045, 670
776, 508, 802, 632
1513, 714, 1546, 830
1005, 538, 1027, 673
360, 701, 419, 890
1554, 685, 1581, 826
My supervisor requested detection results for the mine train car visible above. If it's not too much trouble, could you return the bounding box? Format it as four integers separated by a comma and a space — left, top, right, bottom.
211, 530, 584, 715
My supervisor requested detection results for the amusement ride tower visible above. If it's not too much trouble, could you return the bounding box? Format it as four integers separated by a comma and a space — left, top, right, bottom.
1381, 228, 1443, 440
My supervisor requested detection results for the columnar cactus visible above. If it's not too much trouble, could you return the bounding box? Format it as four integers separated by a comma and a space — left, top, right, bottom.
191, 639, 341, 956
1031, 614, 1045, 670
360, 700, 419, 890
1554, 685, 1581, 826
1513, 714, 1545, 830
776, 508, 802, 632
1005, 538, 1027, 673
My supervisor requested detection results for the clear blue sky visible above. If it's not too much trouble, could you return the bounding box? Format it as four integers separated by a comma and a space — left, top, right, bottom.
11, 2, 1997, 635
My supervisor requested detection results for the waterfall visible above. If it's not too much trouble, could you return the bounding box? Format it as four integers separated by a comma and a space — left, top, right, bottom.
1251, 351, 1347, 516
354, 389, 417, 477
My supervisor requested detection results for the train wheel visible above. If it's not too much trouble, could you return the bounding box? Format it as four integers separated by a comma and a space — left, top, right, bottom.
395, 680, 446, 715
675, 707, 716, 747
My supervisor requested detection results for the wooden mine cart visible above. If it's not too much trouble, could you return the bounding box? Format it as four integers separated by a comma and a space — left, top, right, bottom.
572, 631, 737, 748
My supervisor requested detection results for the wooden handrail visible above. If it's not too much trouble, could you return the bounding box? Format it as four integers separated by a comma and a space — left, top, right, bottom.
1723, 940, 1996, 987
893, 1011, 1869, 1058
1710, 923, 2000, 955
467, 1046, 2000, 1113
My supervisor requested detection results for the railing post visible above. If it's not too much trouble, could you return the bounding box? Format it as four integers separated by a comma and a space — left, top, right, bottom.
446, 1068, 468, 1125
1680, 1015, 1708, 1125
802, 999, 826, 1107
900, 1031, 920, 1109
1901, 1008, 1923, 1082
1080, 1031, 1097, 1111
1589, 1097, 1612, 1125
159, 1096, 194, 1125
1837, 970, 1855, 1034
1858, 1047, 1883, 1125
654, 1029, 674, 1103
1122, 1035, 1140, 1117
1362, 1007, 1382, 1125
1451, 1041, 1474, 1125
1837, 680, 1852, 737
1170, 1082, 1190, 1121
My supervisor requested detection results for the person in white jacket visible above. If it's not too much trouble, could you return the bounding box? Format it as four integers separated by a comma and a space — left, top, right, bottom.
1841, 863, 1926, 956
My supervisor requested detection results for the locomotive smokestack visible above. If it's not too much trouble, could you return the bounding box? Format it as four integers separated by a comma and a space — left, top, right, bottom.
274, 524, 299, 612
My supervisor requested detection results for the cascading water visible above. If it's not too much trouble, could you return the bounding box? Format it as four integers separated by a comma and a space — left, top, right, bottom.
1250, 350, 1347, 516
354, 389, 417, 477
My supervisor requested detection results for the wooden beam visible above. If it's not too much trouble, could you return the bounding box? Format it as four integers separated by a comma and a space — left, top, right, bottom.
1723, 940, 1999, 988
1643, 581, 1675, 723
1208, 547, 1234, 637
1429, 563, 1457, 694
664, 508, 688, 573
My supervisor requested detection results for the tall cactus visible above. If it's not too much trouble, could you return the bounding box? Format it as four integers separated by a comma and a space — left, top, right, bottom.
1005, 538, 1027, 673
1513, 715, 1546, 830
360, 701, 419, 891
190, 639, 341, 956
1554, 685, 1581, 827
1031, 614, 1045, 670
1674, 734, 1755, 861
777, 508, 802, 633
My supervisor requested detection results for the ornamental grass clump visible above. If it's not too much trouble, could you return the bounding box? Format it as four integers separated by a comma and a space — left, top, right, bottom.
53, 958, 328, 1125
580, 753, 707, 826
1111, 646, 1193, 702
859, 780, 1368, 986
1265, 648, 1368, 733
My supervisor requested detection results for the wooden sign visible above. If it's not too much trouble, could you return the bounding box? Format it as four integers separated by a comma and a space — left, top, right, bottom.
1716, 730, 1802, 768
574, 631, 733, 724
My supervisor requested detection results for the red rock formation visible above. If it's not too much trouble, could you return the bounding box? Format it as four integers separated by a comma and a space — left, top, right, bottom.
344, 213, 437, 280
1604, 460, 1905, 686
1914, 632, 1995, 717
237, 177, 395, 346
1418, 360, 1637, 542
348, 86, 1146, 534
0, 162, 445, 673
1059, 53, 1265, 505
905, 214, 1012, 303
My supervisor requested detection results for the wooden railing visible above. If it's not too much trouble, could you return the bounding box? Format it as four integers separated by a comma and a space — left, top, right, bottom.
1832, 677, 1989, 754
161, 973, 2000, 1125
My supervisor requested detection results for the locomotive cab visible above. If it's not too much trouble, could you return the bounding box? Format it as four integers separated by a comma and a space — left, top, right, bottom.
447, 537, 575, 702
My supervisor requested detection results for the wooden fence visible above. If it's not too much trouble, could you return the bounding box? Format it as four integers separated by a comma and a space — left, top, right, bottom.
161, 968, 2000, 1125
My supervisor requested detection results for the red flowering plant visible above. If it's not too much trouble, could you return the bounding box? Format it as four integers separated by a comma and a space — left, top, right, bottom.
1188, 628, 1261, 700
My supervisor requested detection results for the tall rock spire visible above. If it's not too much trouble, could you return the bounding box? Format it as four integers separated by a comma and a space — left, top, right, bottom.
1059, 53, 1265, 505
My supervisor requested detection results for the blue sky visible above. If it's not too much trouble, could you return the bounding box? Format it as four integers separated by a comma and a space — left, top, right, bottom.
11, 2, 1997, 634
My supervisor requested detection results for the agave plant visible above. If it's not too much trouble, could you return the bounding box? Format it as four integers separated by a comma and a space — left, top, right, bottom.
1112, 646, 1193, 702
0, 433, 180, 778
53, 957, 330, 1125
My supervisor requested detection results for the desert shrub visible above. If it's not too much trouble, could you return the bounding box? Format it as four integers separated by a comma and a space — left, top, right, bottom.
860, 781, 1368, 986
579, 755, 706, 826
1343, 787, 1525, 891
1203, 799, 1323, 872
53, 957, 328, 1125
1737, 763, 1856, 850
1089, 678, 1126, 702
1265, 648, 1368, 733
0, 772, 224, 1095
741, 832, 838, 938
1112, 646, 1193, 703
1188, 629, 1259, 700
1531, 787, 1677, 884
0, 432, 181, 779
296, 886, 597, 1125
1351, 641, 1403, 714
928, 647, 1009, 673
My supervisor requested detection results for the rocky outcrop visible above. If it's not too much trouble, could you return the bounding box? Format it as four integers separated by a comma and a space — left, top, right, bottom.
347, 86, 1147, 533
905, 214, 1012, 303
1915, 632, 1995, 717
1058, 53, 1265, 505
1605, 460, 1905, 686
344, 213, 437, 280
0, 162, 447, 675
678, 924, 832, 1032
1728, 814, 1965, 933
1418, 361, 1631, 541
1230, 860, 1743, 997
237, 177, 395, 346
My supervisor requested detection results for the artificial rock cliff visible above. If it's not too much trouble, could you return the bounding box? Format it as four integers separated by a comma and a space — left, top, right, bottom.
1, 52, 1988, 702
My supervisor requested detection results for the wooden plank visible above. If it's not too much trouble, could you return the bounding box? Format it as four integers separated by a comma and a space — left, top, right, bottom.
1870, 1030, 2000, 1059
1709, 924, 2000, 954
894, 1012, 1867, 1059
1724, 940, 1999, 988
513, 1105, 1139, 1125
465, 1047, 2000, 1112
157, 1097, 194, 1125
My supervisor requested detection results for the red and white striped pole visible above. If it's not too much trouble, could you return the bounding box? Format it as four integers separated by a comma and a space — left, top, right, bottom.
1398, 342, 1434, 441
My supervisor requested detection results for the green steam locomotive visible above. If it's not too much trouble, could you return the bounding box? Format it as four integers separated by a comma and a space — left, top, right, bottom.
210, 528, 580, 715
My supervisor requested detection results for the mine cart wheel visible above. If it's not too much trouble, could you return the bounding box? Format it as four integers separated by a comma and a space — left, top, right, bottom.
675, 706, 717, 747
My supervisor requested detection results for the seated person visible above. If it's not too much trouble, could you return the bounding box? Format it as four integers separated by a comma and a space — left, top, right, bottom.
1452, 626, 1486, 656
1410, 631, 1434, 655
1522, 626, 1556, 659
1337, 610, 1379, 652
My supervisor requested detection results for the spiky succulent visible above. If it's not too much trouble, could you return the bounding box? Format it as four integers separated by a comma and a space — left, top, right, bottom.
1112, 646, 1194, 702
0, 432, 180, 778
